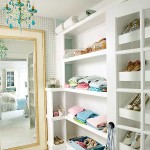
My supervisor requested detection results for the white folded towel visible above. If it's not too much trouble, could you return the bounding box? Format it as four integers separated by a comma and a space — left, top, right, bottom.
55, 23, 64, 34
64, 16, 78, 30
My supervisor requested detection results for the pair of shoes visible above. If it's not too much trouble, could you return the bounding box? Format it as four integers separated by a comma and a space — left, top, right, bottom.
123, 18, 140, 34
124, 60, 141, 72
53, 105, 65, 117
92, 38, 107, 51
127, 94, 149, 111
54, 136, 64, 145
123, 131, 140, 149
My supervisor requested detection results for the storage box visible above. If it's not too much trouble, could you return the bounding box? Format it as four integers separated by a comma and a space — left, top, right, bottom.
69, 136, 105, 150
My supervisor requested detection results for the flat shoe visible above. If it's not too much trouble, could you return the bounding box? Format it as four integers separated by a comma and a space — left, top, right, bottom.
54, 137, 59, 145
55, 136, 64, 144
123, 131, 136, 146
124, 61, 135, 72
131, 133, 140, 149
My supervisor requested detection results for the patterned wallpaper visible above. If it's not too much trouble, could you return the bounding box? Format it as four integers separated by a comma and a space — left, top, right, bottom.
0, 12, 56, 82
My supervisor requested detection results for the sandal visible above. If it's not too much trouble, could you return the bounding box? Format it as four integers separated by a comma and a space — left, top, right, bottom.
133, 94, 149, 111
55, 136, 64, 144
127, 94, 140, 110
57, 105, 65, 116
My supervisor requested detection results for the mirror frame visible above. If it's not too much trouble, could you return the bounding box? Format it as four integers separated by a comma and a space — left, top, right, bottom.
0, 26, 47, 150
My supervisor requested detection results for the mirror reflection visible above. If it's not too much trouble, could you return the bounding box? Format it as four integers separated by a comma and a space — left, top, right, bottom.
0, 38, 37, 149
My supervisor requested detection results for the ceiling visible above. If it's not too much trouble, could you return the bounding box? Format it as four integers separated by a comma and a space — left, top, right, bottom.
0, 0, 102, 20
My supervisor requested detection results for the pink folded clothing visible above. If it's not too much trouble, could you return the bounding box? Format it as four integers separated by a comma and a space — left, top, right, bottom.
64, 83, 70, 88
87, 115, 107, 128
76, 83, 89, 90
68, 106, 85, 116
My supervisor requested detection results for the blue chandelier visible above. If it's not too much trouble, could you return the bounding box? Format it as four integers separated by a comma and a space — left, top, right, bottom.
2, 0, 37, 30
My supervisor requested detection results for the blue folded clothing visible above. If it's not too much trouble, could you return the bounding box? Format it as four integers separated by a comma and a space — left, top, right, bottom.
77, 110, 98, 123
89, 87, 101, 92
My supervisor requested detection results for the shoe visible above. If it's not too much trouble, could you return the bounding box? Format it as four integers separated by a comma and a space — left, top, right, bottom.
123, 131, 136, 146
103, 127, 107, 133
131, 133, 140, 149
58, 105, 65, 116
133, 94, 149, 111
127, 94, 140, 110
55, 136, 64, 144
124, 61, 135, 72
54, 137, 59, 145
132, 60, 141, 71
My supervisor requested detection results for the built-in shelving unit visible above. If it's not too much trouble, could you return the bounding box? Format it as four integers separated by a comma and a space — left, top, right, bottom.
47, 8, 108, 150
115, 6, 150, 150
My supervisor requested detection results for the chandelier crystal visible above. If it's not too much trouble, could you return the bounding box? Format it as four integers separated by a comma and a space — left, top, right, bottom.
0, 39, 8, 60
2, 0, 37, 30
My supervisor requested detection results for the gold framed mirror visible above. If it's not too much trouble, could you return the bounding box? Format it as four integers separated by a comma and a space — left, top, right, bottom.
0, 26, 47, 150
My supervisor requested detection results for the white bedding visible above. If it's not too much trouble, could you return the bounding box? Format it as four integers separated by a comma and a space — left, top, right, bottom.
0, 92, 17, 119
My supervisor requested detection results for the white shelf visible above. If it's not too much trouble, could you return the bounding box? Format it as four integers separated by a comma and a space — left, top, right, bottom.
116, 88, 141, 93
47, 115, 66, 121
119, 100, 150, 125
65, 88, 107, 97
64, 50, 107, 63
117, 125, 141, 133
60, 10, 105, 36
119, 142, 139, 150
116, 48, 141, 55
45, 88, 64, 92
118, 26, 150, 45
66, 116, 107, 139
119, 71, 150, 81
48, 141, 67, 150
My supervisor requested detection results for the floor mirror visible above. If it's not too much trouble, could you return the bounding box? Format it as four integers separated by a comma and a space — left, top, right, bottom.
0, 26, 47, 150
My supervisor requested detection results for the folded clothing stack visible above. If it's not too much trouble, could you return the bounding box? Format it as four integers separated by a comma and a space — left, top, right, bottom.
68, 76, 87, 88
76, 110, 98, 124
66, 76, 107, 92
89, 78, 107, 92
64, 16, 78, 29
55, 23, 64, 34
68, 106, 107, 130
86, 115, 107, 130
